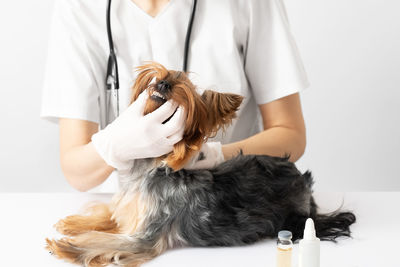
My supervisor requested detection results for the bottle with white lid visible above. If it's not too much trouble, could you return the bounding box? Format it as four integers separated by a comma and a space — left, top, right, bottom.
298, 218, 320, 267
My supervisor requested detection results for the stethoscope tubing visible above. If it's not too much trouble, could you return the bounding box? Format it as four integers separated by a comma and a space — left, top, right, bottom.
183, 0, 197, 72
106, 0, 119, 91
105, 0, 197, 125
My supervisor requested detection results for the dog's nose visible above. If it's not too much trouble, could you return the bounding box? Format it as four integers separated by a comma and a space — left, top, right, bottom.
157, 80, 172, 94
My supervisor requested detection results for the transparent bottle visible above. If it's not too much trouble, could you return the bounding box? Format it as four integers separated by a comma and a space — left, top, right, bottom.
276, 230, 293, 267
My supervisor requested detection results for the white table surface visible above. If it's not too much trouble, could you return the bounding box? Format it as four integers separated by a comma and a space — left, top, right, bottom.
0, 192, 398, 267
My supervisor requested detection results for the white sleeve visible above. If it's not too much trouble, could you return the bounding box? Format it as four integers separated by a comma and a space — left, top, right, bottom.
40, 0, 101, 124
244, 0, 310, 105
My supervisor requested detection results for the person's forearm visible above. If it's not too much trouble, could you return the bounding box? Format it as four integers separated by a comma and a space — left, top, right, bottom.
222, 126, 306, 162
60, 142, 115, 192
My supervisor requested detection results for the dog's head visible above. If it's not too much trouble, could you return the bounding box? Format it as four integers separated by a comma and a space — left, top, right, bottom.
130, 62, 243, 170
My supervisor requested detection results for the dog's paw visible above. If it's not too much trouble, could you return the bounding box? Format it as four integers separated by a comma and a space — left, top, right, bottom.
53, 217, 85, 236
54, 219, 71, 235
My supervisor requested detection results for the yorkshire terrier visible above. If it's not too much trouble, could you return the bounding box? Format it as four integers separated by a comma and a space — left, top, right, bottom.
46, 62, 356, 267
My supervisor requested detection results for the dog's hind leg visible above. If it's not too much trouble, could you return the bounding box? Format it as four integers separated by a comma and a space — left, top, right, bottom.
54, 203, 119, 236
46, 231, 167, 267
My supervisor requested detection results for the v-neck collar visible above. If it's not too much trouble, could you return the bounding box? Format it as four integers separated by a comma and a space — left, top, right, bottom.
127, 0, 176, 21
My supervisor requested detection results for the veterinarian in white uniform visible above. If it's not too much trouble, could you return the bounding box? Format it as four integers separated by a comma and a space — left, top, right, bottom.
41, 0, 309, 192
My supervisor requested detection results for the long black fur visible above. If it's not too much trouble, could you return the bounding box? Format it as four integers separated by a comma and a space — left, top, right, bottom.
142, 153, 356, 247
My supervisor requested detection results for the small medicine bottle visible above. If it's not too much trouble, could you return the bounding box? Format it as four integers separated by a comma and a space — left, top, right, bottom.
276, 230, 293, 267
298, 218, 320, 267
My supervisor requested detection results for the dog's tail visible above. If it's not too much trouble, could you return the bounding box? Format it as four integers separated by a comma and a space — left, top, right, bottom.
283, 196, 356, 242
46, 231, 166, 267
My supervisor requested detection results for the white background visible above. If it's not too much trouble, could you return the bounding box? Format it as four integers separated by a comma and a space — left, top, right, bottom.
0, 0, 399, 192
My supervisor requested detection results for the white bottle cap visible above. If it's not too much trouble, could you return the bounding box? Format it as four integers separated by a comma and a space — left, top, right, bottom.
303, 218, 317, 240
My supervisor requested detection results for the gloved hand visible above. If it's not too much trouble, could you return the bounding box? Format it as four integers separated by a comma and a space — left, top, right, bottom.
91, 90, 186, 170
184, 141, 225, 170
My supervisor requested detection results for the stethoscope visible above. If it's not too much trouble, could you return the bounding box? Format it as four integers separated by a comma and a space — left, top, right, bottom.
104, 0, 198, 126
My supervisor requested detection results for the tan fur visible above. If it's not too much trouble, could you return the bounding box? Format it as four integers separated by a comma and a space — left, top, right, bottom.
110, 192, 148, 234
47, 231, 165, 267
54, 203, 119, 236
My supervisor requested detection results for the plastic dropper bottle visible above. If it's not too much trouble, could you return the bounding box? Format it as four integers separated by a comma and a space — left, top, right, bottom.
276, 230, 293, 267
298, 218, 320, 267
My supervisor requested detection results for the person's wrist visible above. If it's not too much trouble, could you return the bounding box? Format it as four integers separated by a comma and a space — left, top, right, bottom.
91, 129, 131, 170
86, 142, 117, 173
208, 141, 225, 165
220, 142, 243, 161
220, 144, 227, 161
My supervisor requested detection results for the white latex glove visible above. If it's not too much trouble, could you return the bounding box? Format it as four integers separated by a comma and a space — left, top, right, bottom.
91, 90, 186, 170
184, 142, 225, 170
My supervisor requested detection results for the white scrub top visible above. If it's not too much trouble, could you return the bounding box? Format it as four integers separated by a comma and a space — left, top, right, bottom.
41, 0, 310, 192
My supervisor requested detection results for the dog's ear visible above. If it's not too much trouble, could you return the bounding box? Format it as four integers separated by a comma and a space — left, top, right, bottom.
201, 90, 243, 135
